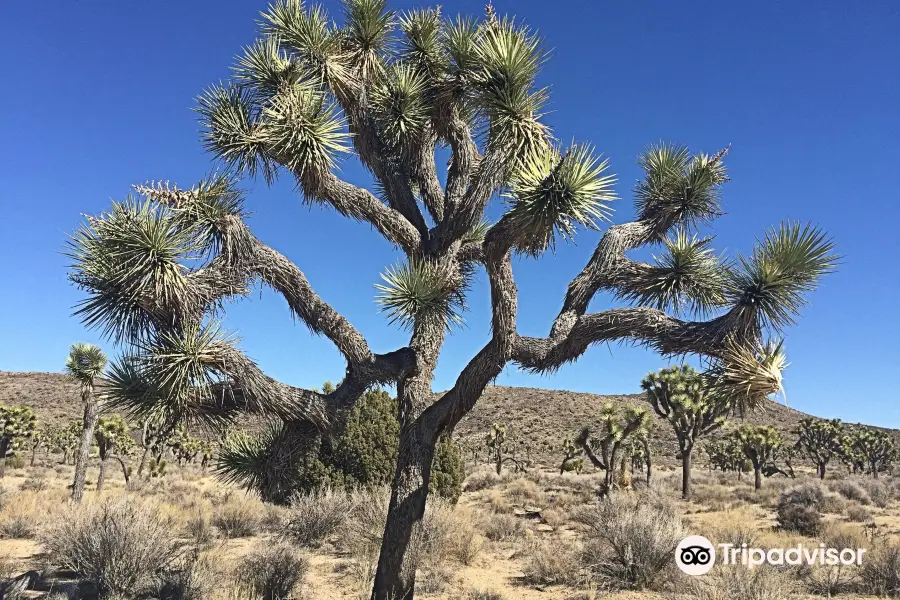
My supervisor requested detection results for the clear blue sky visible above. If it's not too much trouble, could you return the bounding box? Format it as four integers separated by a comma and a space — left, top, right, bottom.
1, 1, 897, 426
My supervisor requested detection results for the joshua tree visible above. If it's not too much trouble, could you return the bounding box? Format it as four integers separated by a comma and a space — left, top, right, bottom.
65, 342, 107, 502
29, 422, 56, 466
58, 419, 83, 465
0, 406, 37, 477
577, 404, 649, 488
624, 425, 653, 486
641, 365, 731, 499
135, 416, 175, 477
846, 427, 895, 479
483, 423, 527, 475
733, 424, 782, 490
705, 437, 748, 477
794, 417, 845, 479
168, 425, 204, 466
94, 414, 132, 490
559, 438, 583, 474
66, 2, 836, 596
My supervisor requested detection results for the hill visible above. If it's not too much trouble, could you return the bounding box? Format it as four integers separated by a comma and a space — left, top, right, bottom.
0, 370, 888, 469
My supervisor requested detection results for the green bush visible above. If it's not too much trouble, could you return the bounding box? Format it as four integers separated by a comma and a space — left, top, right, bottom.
219, 388, 465, 503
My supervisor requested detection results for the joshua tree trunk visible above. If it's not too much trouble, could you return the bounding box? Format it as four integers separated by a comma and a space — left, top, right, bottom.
30, 446, 38, 467
681, 445, 693, 500
371, 425, 438, 600
754, 465, 762, 490
113, 456, 130, 484
137, 447, 149, 477
97, 455, 107, 491
644, 441, 653, 486
817, 463, 826, 479
0, 439, 8, 478
72, 388, 98, 503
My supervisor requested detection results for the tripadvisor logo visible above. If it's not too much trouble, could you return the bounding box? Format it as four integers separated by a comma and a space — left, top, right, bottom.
675, 535, 867, 575
676, 536, 716, 575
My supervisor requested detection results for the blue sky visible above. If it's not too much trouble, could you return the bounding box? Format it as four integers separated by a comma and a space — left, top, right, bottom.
1, 1, 897, 426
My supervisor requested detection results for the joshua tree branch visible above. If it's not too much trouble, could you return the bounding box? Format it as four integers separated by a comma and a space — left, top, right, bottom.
309, 172, 423, 254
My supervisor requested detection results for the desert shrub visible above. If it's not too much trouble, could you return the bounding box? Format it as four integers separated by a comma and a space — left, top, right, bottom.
153, 551, 217, 600
685, 565, 799, 599
18, 477, 48, 492
798, 524, 865, 596
465, 589, 504, 600
234, 542, 308, 600
4, 455, 25, 471
861, 541, 900, 596
864, 480, 894, 508
505, 478, 546, 505
419, 502, 482, 565
776, 483, 824, 536
42, 499, 180, 597
831, 480, 872, 505
846, 504, 873, 522
185, 511, 215, 546
283, 489, 351, 547
712, 511, 759, 548
212, 497, 262, 538
576, 490, 683, 589
464, 469, 499, 493
481, 513, 524, 541
0, 495, 42, 539
521, 537, 582, 586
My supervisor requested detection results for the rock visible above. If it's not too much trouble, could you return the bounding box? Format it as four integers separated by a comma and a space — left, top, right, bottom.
535, 524, 554, 532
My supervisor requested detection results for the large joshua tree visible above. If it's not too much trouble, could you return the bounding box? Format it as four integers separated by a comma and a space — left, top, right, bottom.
66, 2, 836, 597
64, 342, 107, 502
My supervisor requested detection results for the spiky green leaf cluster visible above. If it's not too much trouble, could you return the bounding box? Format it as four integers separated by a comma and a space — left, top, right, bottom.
103, 323, 237, 427
704, 337, 787, 413
635, 143, 728, 233
505, 143, 616, 254
375, 259, 466, 330
342, 0, 395, 79
398, 8, 444, 74
620, 230, 728, 315
726, 222, 837, 331
65, 343, 108, 385
469, 16, 547, 153
371, 62, 429, 150
67, 200, 200, 343
216, 420, 326, 505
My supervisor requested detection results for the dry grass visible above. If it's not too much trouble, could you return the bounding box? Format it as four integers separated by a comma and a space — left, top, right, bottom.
211, 495, 264, 538
682, 566, 800, 599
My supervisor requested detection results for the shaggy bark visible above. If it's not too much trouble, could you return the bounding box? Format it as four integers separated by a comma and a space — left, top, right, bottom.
72, 387, 98, 503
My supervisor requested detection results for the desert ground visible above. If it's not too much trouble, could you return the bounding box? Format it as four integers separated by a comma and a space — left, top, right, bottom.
3, 449, 900, 600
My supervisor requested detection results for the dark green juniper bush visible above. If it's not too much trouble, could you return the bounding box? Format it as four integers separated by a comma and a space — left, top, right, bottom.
733, 424, 782, 490
793, 417, 845, 479
0, 405, 37, 478
66, 1, 836, 597
576, 403, 649, 488
65, 342, 107, 502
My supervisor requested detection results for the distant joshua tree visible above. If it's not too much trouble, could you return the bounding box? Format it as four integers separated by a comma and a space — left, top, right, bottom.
733, 424, 782, 490
0, 406, 37, 477
64, 343, 107, 502
793, 417, 844, 479
576, 403, 649, 488
94, 414, 133, 490
66, 1, 836, 595
642, 365, 732, 499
